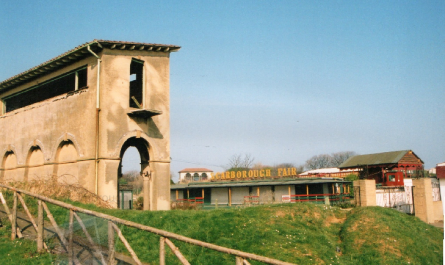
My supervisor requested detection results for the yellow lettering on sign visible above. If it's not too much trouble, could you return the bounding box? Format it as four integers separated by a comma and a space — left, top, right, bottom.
236, 171, 242, 178
260, 170, 265, 177
266, 169, 271, 177
282, 168, 288, 177
225, 172, 230, 179
248, 170, 254, 178
243, 171, 247, 178
292, 167, 297, 176
278, 168, 282, 176
231, 171, 235, 179
254, 170, 259, 178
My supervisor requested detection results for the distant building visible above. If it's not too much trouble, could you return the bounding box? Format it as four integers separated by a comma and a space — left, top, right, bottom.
437, 162, 445, 179
172, 166, 351, 206
299, 167, 358, 178
178, 168, 213, 182
339, 150, 424, 186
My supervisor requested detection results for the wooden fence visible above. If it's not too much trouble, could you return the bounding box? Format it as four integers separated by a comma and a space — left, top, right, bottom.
0, 183, 295, 265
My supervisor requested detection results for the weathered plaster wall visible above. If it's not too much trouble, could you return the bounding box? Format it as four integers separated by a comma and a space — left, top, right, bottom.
0, 57, 97, 191
97, 50, 171, 210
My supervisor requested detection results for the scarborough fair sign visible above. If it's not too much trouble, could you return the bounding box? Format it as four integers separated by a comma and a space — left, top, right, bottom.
211, 168, 298, 180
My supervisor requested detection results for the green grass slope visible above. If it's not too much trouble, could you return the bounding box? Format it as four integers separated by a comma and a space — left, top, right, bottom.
340, 207, 442, 265
0, 197, 442, 265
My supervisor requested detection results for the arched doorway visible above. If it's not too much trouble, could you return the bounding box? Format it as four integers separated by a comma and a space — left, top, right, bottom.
118, 137, 150, 210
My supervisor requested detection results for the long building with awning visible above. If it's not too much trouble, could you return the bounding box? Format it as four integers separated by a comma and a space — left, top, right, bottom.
171, 176, 351, 206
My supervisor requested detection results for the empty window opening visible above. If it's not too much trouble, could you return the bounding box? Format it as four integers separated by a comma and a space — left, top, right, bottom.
3, 67, 87, 113
129, 59, 144, 109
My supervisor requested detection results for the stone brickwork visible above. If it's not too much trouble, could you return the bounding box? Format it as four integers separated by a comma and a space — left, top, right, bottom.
353, 179, 376, 206
413, 178, 435, 223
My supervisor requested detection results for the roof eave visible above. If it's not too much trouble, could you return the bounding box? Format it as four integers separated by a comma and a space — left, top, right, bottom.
0, 40, 181, 93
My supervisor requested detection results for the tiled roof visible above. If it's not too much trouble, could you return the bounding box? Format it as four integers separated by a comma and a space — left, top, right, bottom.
0, 39, 180, 92
338, 150, 420, 169
179, 168, 213, 173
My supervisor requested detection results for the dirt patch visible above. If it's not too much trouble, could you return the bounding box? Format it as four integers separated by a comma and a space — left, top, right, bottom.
275, 210, 287, 218
350, 216, 375, 231
325, 215, 346, 227
1, 179, 112, 208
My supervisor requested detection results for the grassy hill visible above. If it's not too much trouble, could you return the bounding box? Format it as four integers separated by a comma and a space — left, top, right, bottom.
0, 199, 442, 265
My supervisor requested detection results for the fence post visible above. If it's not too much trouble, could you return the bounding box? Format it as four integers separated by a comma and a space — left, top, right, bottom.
11, 191, 17, 240
68, 210, 74, 264
108, 221, 115, 264
160, 236, 166, 265
37, 200, 44, 252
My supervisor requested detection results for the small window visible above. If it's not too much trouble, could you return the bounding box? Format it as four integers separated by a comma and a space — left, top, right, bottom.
129, 59, 144, 108
193, 173, 200, 182
201, 173, 208, 181
185, 173, 191, 181
388, 175, 396, 182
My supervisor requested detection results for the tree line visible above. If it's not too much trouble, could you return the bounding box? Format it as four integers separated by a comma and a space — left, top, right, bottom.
226, 151, 357, 174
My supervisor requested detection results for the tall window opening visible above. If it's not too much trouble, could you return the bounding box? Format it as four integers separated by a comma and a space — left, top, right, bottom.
129, 59, 144, 109
3, 67, 87, 113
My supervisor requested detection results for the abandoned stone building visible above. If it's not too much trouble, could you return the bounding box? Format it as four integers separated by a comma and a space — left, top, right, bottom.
0, 40, 180, 210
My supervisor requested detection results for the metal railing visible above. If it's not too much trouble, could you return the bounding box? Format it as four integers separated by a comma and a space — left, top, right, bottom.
0, 183, 295, 265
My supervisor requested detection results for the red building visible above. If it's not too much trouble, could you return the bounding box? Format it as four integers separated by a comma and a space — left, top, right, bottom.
338, 150, 424, 186
436, 162, 445, 179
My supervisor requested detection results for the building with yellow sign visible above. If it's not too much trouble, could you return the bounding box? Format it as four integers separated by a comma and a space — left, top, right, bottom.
171, 167, 351, 206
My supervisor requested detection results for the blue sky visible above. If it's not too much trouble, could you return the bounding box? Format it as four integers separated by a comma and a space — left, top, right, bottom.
1, 1, 444, 181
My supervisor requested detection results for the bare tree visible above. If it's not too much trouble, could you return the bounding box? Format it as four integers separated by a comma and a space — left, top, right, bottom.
305, 151, 357, 170
305, 154, 332, 170
227, 154, 255, 170
241, 153, 255, 168
122, 170, 142, 194
330, 151, 357, 167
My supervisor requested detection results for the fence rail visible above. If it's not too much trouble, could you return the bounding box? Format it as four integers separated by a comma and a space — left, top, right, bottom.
0, 183, 295, 265
289, 193, 352, 203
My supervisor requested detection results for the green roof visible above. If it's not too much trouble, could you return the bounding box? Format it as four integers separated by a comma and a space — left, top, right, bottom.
338, 150, 416, 169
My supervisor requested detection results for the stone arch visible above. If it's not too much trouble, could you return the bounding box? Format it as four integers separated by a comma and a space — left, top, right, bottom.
1, 145, 21, 166
118, 137, 152, 210
25, 145, 45, 181
51, 133, 84, 161
24, 139, 48, 162
112, 130, 158, 159
53, 140, 79, 185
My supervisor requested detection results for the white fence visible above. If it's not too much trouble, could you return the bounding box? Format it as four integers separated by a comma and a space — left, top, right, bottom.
376, 179, 414, 214
431, 178, 441, 202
